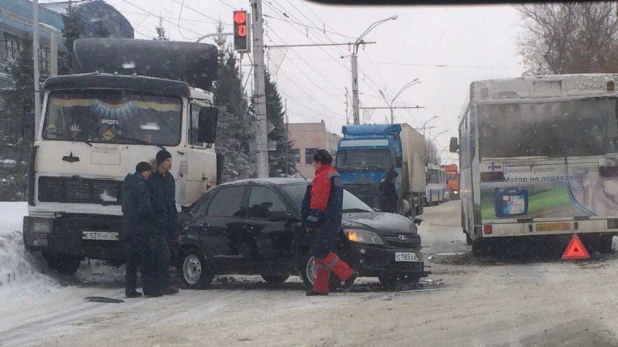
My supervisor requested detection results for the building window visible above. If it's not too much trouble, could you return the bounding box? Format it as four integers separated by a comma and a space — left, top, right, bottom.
39, 45, 50, 77
4, 33, 21, 61
305, 148, 317, 165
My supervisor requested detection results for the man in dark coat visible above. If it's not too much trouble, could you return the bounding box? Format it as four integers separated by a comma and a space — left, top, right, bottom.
122, 162, 160, 297
149, 150, 179, 295
379, 169, 399, 213
302, 149, 357, 296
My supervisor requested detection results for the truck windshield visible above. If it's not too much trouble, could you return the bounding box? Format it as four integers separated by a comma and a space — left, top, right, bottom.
42, 90, 182, 146
335, 149, 392, 173
479, 98, 618, 158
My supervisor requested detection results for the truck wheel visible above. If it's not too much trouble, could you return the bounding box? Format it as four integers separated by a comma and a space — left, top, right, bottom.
179, 248, 214, 289
472, 238, 488, 257
261, 275, 290, 284
465, 231, 472, 245
44, 253, 81, 276
299, 252, 341, 291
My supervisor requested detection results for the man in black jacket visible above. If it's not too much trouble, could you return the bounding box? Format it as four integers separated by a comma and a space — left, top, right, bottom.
122, 162, 160, 297
379, 169, 399, 214
149, 150, 179, 295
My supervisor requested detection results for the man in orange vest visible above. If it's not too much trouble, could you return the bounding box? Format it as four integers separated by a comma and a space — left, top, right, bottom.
302, 149, 357, 296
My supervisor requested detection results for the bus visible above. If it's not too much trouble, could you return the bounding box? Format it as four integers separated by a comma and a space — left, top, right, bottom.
425, 163, 446, 205
443, 164, 459, 200
451, 74, 618, 256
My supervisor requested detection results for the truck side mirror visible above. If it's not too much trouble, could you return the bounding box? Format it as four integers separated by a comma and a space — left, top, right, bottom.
198, 107, 218, 144
449, 137, 459, 153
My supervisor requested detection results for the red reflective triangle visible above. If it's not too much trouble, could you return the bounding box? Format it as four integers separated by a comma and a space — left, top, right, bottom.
562, 234, 590, 260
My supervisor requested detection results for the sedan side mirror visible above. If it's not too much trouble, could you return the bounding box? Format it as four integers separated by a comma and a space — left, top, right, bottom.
268, 210, 292, 222
198, 107, 218, 144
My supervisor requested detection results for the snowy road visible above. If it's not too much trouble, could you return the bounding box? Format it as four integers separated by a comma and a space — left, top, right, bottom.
3, 201, 618, 347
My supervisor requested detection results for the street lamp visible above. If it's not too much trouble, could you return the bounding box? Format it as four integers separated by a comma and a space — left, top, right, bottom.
351, 15, 398, 125
379, 79, 420, 124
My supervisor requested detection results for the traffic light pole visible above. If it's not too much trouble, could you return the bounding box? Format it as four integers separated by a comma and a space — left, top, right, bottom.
251, 0, 269, 178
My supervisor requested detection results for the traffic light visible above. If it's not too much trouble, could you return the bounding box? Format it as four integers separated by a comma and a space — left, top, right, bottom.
233, 11, 249, 52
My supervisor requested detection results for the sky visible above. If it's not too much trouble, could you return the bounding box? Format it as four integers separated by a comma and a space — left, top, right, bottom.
42, 0, 527, 164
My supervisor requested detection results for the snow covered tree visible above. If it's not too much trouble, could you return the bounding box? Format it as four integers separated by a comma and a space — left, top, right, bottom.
0, 34, 34, 200
212, 22, 255, 181
264, 71, 295, 177
153, 17, 169, 41
59, 2, 85, 74
517, 3, 618, 75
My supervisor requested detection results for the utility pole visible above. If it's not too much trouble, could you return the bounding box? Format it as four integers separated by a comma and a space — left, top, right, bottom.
284, 99, 288, 176
251, 0, 269, 178
33, 0, 41, 136
351, 16, 398, 125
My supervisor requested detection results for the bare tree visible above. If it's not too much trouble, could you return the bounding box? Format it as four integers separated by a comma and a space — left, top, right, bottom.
517, 3, 618, 75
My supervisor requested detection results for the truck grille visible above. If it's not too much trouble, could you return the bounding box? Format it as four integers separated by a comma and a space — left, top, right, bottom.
38, 176, 122, 205
382, 233, 421, 249
344, 184, 380, 207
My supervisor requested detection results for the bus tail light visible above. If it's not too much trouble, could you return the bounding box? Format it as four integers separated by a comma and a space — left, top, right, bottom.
483, 225, 493, 235
480, 172, 504, 182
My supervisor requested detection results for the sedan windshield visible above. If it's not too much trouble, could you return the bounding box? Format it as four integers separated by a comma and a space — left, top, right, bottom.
281, 183, 373, 213
43, 90, 182, 146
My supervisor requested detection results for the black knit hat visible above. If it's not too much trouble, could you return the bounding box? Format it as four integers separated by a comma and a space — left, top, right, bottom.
386, 169, 398, 180
156, 150, 172, 167
135, 161, 152, 173
313, 149, 332, 165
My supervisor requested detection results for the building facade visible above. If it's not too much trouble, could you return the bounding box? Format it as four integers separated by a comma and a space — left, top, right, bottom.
288, 121, 341, 179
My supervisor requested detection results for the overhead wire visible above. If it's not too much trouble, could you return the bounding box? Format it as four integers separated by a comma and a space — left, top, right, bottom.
264, 26, 346, 98
118, 0, 204, 39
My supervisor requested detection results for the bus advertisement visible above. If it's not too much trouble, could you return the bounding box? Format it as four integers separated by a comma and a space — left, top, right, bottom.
450, 74, 618, 256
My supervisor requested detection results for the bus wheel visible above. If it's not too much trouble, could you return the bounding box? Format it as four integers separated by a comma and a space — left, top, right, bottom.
472, 238, 488, 257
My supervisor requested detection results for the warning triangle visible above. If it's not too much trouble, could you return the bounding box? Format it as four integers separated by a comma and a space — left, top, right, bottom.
562, 234, 590, 260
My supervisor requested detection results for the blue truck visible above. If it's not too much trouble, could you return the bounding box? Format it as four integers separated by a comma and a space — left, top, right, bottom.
335, 124, 427, 216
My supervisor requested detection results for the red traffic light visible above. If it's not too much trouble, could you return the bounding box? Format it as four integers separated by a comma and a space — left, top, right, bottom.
234, 11, 247, 24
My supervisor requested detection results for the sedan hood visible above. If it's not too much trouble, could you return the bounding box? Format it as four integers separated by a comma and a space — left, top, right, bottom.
342, 212, 417, 235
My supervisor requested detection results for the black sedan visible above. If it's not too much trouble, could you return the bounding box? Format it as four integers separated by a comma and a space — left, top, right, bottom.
174, 178, 428, 290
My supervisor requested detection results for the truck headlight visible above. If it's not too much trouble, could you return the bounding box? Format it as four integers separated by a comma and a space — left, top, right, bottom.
32, 218, 53, 233
344, 229, 384, 245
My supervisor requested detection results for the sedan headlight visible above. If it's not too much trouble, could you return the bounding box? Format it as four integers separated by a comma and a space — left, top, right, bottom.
344, 229, 384, 245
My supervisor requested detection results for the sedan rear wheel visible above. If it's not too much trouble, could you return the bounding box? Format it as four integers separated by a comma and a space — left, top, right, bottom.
179, 249, 214, 290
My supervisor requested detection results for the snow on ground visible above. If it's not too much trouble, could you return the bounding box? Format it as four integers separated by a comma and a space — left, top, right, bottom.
0, 202, 60, 297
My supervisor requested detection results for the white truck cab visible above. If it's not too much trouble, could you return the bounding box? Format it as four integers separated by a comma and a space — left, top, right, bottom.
23, 39, 220, 275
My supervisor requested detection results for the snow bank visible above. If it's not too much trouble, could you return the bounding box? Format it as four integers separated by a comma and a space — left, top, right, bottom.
0, 202, 61, 298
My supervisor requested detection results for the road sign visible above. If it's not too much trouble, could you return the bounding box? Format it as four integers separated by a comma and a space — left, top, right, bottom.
562, 234, 590, 260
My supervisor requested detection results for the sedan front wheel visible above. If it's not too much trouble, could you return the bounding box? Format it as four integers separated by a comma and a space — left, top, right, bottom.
299, 252, 342, 291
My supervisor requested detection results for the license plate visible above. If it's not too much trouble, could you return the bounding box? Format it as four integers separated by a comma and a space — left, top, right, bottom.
395, 252, 418, 262
82, 231, 119, 241
536, 222, 571, 232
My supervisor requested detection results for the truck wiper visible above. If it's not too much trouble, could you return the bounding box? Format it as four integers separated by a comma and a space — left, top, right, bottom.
46, 132, 93, 147
115, 135, 166, 150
